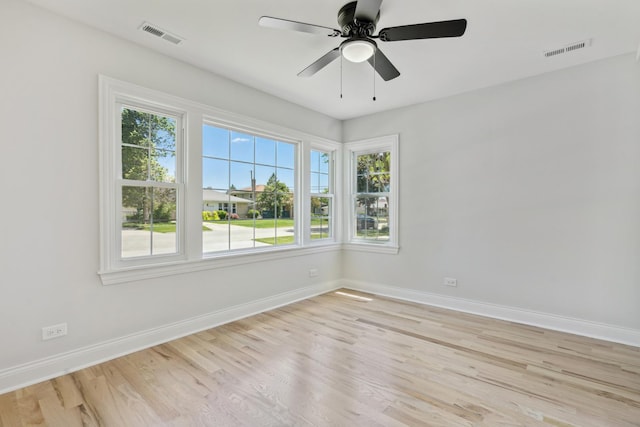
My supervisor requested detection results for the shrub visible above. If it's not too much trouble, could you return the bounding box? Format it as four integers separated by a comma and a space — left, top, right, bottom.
216, 210, 228, 220
229, 213, 240, 220
247, 209, 261, 219
153, 203, 173, 222
202, 210, 219, 221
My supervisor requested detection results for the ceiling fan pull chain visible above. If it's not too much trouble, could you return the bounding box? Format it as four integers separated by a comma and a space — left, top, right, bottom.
340, 54, 343, 99
372, 51, 376, 101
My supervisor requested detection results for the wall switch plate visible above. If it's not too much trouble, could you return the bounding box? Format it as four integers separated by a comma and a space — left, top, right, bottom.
444, 277, 457, 287
42, 323, 67, 340
309, 268, 319, 278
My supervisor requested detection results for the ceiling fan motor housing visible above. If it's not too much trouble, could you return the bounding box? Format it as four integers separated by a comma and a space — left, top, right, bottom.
338, 1, 379, 37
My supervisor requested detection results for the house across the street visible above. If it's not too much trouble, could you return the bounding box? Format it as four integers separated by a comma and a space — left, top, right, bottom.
202, 189, 253, 217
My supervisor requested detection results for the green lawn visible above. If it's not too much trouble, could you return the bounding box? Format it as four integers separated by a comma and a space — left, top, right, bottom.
123, 223, 209, 233
206, 218, 328, 228
254, 234, 328, 245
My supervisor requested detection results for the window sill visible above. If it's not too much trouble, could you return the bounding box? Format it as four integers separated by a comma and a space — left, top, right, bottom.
99, 243, 342, 285
342, 242, 399, 255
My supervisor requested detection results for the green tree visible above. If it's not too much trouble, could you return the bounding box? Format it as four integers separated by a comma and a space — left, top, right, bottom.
121, 108, 176, 223
257, 173, 292, 218
356, 151, 390, 193
356, 151, 391, 218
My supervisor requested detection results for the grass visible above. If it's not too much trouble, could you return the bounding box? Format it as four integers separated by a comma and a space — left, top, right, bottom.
206, 218, 326, 228
254, 234, 329, 245
123, 223, 210, 233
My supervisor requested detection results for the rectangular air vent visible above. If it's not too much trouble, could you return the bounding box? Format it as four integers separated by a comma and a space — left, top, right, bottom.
544, 39, 591, 58
139, 22, 183, 45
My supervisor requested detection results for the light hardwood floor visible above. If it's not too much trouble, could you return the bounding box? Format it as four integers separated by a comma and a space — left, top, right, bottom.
1, 289, 639, 426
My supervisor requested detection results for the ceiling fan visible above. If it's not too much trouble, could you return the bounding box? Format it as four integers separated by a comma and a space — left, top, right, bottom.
259, 0, 467, 81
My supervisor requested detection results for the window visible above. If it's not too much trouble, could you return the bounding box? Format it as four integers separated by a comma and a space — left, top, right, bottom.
345, 135, 398, 252
99, 76, 339, 284
202, 123, 296, 252
120, 107, 181, 259
310, 149, 333, 241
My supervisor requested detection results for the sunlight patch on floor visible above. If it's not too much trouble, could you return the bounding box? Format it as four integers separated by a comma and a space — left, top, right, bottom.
335, 291, 373, 302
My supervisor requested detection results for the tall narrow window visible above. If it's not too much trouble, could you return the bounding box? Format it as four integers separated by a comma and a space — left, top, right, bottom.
346, 135, 398, 251
354, 151, 390, 241
119, 106, 180, 258
202, 123, 297, 252
310, 149, 333, 240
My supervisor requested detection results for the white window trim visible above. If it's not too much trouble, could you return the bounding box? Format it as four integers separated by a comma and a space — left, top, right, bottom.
343, 134, 399, 254
98, 76, 341, 285
304, 142, 342, 246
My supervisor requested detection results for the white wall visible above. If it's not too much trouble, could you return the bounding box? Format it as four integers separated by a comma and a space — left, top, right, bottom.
0, 0, 342, 386
343, 53, 640, 331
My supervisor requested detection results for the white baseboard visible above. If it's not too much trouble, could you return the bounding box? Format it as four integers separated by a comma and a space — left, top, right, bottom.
342, 279, 640, 348
0, 281, 341, 395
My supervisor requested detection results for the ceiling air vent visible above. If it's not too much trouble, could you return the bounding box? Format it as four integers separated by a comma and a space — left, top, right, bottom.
139, 22, 183, 45
544, 39, 591, 58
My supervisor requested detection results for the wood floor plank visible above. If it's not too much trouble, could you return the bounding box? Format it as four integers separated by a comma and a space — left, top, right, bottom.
1, 289, 639, 426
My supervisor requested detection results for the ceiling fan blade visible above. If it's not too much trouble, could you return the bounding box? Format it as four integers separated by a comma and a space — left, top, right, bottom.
378, 19, 467, 41
367, 48, 400, 81
298, 48, 341, 77
354, 0, 383, 22
259, 16, 340, 37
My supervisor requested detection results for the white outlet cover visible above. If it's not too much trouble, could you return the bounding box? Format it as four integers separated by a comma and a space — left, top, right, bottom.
42, 323, 68, 340
444, 278, 457, 287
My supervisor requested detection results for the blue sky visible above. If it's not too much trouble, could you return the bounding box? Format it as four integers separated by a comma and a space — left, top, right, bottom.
147, 123, 330, 193
203, 124, 295, 191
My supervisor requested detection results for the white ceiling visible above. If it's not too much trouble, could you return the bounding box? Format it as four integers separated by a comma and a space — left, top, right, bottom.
23, 0, 640, 120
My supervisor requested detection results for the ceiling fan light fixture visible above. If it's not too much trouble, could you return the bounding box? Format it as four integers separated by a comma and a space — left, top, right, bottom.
341, 39, 375, 63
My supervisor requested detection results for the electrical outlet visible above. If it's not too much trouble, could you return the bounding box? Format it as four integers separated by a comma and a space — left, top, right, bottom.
42, 323, 67, 340
309, 268, 319, 278
444, 277, 457, 287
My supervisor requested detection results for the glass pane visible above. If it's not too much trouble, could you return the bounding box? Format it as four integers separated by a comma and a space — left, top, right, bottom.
121, 108, 150, 147
151, 187, 177, 255
121, 186, 177, 257
203, 124, 229, 159
122, 145, 149, 180
122, 107, 176, 183
256, 137, 276, 166
354, 196, 389, 242
230, 222, 255, 251
318, 173, 329, 194
154, 149, 176, 182
276, 167, 295, 192
202, 158, 229, 190
277, 141, 295, 169
356, 151, 390, 193
310, 150, 321, 173
319, 152, 329, 173
121, 186, 151, 257
255, 165, 276, 191
203, 221, 229, 253
230, 131, 253, 163
310, 172, 320, 193
230, 161, 254, 191
311, 196, 331, 239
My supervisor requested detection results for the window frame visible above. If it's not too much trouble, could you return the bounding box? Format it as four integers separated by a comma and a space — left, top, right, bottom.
305, 142, 342, 245
98, 76, 341, 285
344, 135, 399, 253
201, 119, 301, 254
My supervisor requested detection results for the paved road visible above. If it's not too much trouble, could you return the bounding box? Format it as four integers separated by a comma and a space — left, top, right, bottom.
121, 223, 295, 257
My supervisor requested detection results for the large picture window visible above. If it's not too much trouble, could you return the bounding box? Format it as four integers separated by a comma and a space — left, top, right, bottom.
202, 123, 297, 252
